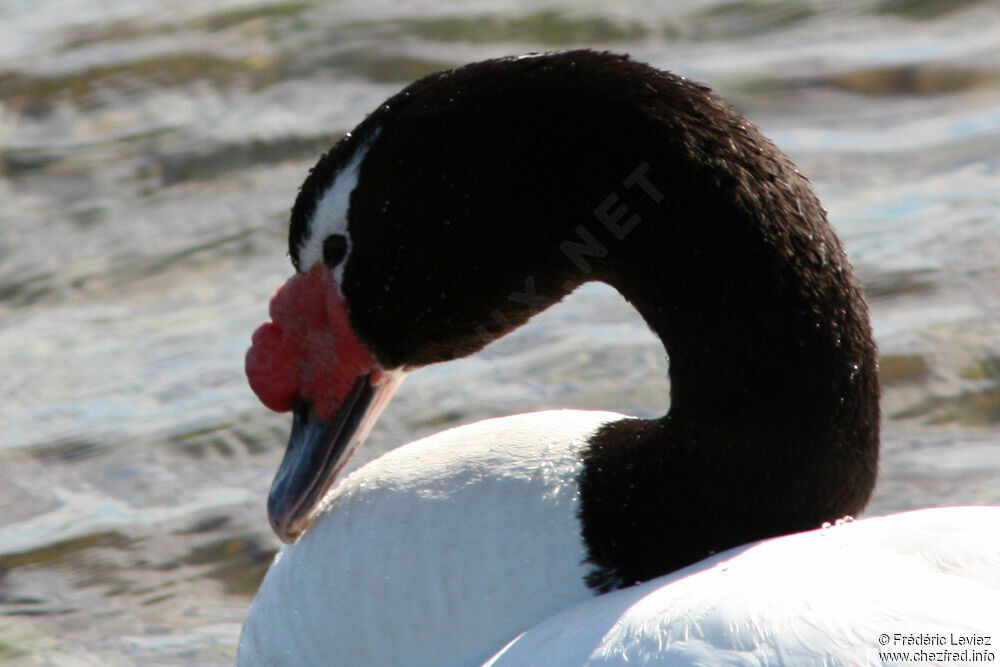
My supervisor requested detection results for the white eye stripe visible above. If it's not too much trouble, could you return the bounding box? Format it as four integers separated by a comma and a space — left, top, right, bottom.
299, 133, 378, 285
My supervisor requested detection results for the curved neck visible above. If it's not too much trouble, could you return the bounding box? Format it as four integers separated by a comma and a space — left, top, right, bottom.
332, 54, 881, 589
525, 129, 879, 445
605, 165, 876, 442
573, 148, 880, 591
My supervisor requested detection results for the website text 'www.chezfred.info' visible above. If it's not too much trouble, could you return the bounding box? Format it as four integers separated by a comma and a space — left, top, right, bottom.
876, 633, 994, 663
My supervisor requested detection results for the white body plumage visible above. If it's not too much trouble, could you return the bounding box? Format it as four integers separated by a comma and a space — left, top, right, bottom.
239, 410, 622, 666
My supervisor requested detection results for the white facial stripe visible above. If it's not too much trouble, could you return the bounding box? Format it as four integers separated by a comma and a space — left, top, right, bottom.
298, 133, 378, 284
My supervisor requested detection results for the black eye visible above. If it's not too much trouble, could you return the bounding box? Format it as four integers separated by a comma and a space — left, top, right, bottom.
323, 234, 348, 269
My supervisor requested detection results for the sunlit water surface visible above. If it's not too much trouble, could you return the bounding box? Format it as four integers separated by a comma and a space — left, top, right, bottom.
2, 0, 1000, 662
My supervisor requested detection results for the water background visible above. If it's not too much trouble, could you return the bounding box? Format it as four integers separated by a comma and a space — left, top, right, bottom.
3, 1, 1000, 663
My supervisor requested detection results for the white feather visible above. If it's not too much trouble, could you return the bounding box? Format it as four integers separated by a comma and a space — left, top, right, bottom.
240, 409, 1000, 666
238, 409, 624, 666
297, 134, 377, 285
485, 506, 1000, 666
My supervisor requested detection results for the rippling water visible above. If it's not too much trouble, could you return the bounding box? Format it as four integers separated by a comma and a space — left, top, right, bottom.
3, 1, 1000, 663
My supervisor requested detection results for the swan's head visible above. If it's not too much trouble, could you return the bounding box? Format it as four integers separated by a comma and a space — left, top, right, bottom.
244, 50, 644, 541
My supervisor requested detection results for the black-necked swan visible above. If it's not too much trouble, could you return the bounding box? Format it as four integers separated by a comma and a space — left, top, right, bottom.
238, 51, 1000, 665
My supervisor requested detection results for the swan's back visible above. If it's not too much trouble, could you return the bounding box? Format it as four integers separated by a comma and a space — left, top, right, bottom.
486, 506, 1000, 666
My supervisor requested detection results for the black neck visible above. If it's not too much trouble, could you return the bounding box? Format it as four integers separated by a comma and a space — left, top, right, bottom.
306, 52, 880, 589
568, 96, 879, 591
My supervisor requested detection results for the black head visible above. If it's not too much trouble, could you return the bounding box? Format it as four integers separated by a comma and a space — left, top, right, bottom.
289, 50, 745, 369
